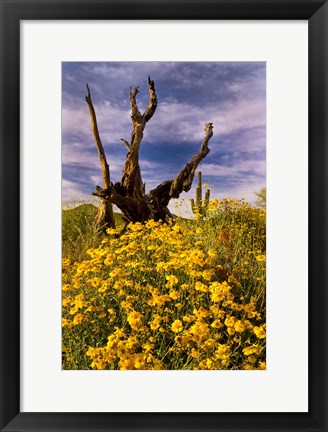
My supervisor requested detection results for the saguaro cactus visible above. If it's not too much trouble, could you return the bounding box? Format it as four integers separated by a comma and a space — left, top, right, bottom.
190, 171, 211, 218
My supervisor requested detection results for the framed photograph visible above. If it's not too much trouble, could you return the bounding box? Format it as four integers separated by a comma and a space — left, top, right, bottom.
1, 0, 327, 431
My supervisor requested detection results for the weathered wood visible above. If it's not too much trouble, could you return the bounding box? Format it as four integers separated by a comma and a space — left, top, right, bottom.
86, 77, 213, 226
85, 83, 116, 230
143, 76, 158, 122
120, 77, 157, 200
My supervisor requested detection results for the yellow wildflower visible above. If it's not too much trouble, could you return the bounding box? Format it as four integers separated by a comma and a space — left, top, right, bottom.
171, 320, 183, 333
127, 311, 143, 330
234, 320, 246, 333
253, 325, 266, 339
256, 254, 266, 262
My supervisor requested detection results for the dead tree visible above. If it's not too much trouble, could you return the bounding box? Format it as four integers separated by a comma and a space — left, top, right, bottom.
85, 77, 213, 229
86, 83, 116, 230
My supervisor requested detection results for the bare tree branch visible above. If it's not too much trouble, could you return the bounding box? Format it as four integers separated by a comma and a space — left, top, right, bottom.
85, 83, 111, 189
129, 87, 142, 124
143, 76, 157, 122
85, 83, 115, 229
170, 122, 213, 197
120, 138, 131, 151
149, 123, 214, 209
121, 77, 158, 198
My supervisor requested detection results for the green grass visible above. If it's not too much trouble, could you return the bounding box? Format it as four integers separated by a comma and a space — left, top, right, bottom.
62, 202, 124, 262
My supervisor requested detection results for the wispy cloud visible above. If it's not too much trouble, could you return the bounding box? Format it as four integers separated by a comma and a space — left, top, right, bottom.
62, 62, 266, 207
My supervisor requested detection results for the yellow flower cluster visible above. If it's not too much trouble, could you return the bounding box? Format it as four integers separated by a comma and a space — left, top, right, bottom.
62, 201, 266, 370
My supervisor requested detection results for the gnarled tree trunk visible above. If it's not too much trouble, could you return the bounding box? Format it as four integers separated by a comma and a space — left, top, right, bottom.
86, 77, 214, 228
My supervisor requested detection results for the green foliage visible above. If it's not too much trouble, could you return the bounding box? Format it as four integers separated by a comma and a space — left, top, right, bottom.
62, 204, 97, 242
62, 203, 99, 262
255, 187, 266, 208
190, 198, 266, 289
62, 202, 124, 262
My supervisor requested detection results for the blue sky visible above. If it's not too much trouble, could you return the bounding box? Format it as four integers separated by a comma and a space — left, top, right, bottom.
62, 62, 266, 213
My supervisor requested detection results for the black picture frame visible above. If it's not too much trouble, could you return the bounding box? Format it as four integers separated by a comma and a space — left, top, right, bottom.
1, 1, 327, 431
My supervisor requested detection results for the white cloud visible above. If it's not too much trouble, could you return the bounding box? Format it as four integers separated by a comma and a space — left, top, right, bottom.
63, 79, 265, 148
62, 140, 126, 179
62, 103, 131, 145
201, 159, 265, 179
61, 179, 91, 203
142, 97, 265, 147
62, 62, 266, 207
62, 142, 98, 165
